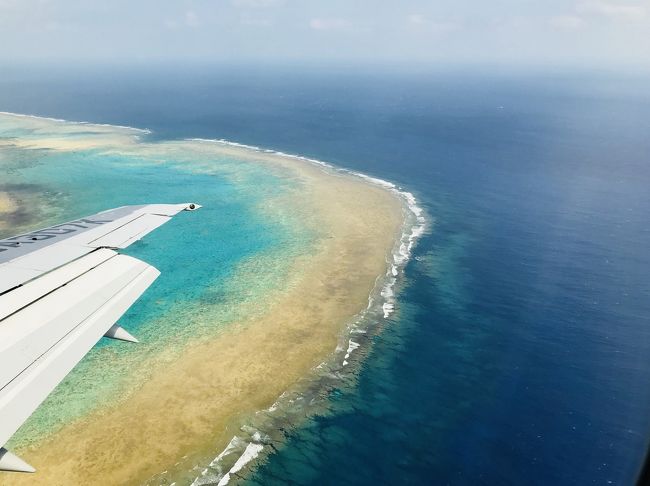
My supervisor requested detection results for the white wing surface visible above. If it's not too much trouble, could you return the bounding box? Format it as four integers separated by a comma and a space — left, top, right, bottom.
0, 203, 200, 473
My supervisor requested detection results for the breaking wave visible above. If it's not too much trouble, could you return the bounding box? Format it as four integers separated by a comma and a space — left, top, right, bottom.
186, 138, 427, 486
0, 111, 151, 134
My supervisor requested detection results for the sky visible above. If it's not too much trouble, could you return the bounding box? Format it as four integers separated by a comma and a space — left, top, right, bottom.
0, 0, 649, 67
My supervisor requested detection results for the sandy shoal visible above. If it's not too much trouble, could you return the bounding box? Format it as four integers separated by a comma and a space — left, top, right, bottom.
5, 145, 405, 485
0, 192, 15, 232
0, 134, 138, 152
0, 192, 12, 214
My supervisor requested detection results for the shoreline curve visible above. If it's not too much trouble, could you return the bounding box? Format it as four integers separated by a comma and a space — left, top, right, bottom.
0, 112, 425, 486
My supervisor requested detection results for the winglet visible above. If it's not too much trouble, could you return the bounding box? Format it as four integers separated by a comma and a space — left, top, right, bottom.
0, 448, 36, 473
104, 324, 139, 343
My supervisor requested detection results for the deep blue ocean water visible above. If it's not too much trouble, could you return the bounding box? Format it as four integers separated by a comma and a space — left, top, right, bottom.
1, 65, 649, 485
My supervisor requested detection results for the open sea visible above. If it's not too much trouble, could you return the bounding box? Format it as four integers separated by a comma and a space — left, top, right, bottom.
1, 64, 649, 485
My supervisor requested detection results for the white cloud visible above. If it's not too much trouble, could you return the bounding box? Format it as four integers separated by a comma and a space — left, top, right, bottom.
231, 0, 285, 7
1, 0, 649, 65
309, 17, 351, 31
163, 19, 178, 30
185, 10, 200, 28
407, 14, 459, 34
547, 1, 647, 34
0, 0, 22, 9
163, 10, 200, 30
550, 14, 586, 30
577, 1, 647, 19
408, 14, 426, 25
240, 14, 273, 26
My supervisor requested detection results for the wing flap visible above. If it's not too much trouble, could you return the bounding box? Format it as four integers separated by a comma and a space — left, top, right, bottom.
0, 267, 42, 296
0, 249, 117, 321
0, 258, 159, 448
4, 244, 91, 272
0, 254, 154, 392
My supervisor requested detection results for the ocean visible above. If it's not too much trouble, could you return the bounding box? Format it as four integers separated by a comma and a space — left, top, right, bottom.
1, 64, 649, 485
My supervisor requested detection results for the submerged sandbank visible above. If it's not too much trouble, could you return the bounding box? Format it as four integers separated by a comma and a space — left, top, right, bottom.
0, 114, 409, 485
0, 192, 15, 232
0, 192, 12, 214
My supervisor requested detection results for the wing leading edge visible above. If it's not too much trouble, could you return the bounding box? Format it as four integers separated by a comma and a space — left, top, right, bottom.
0, 203, 200, 473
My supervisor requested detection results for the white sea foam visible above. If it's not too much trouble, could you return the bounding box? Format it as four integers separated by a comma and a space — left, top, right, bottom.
343, 339, 361, 366
215, 442, 264, 486
345, 339, 360, 357
190, 436, 265, 486
189, 137, 427, 485
0, 111, 151, 134
210, 437, 241, 467
0, 111, 69, 123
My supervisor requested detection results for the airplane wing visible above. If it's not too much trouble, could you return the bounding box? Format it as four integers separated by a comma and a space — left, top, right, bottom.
0, 203, 200, 473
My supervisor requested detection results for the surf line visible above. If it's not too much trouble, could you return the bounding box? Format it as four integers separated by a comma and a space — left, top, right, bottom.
187, 138, 427, 486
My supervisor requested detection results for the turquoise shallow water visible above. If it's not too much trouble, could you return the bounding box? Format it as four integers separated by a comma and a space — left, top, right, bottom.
0, 117, 315, 450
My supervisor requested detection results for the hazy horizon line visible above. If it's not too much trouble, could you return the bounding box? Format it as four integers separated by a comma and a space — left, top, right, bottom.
1, 58, 649, 77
